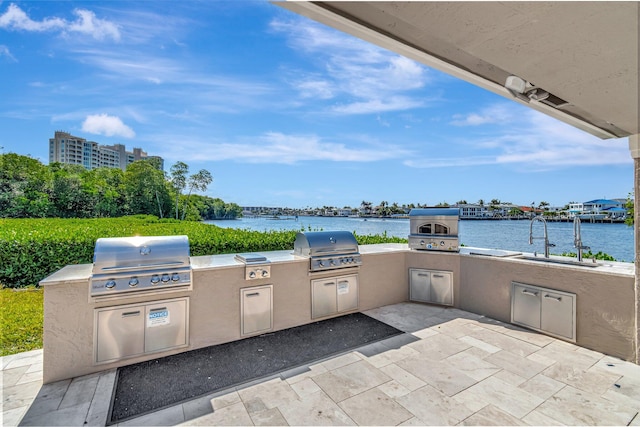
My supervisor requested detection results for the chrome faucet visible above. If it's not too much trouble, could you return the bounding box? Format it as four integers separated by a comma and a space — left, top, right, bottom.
573, 216, 590, 262
529, 215, 555, 258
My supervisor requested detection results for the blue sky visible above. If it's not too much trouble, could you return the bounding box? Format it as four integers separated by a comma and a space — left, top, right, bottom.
0, 1, 633, 209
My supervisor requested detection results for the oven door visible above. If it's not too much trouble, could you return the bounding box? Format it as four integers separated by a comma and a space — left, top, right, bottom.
416, 222, 451, 235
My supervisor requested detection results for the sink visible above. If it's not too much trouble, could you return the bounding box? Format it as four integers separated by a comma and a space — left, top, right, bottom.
518, 255, 600, 268
463, 247, 522, 257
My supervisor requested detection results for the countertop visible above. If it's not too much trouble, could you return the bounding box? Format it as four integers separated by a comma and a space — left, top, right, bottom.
39, 244, 634, 286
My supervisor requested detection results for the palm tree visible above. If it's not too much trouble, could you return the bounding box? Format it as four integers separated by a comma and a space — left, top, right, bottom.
360, 200, 372, 216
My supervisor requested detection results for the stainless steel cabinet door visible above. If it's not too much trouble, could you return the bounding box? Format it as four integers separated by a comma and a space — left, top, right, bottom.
241, 285, 273, 336
430, 271, 453, 306
312, 279, 337, 318
144, 299, 188, 354
96, 306, 145, 363
409, 269, 431, 302
541, 290, 575, 340
512, 283, 542, 329
336, 275, 358, 313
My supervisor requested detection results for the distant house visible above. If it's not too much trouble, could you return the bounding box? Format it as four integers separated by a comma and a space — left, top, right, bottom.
583, 199, 624, 213
520, 206, 543, 216
569, 199, 626, 219
454, 204, 489, 218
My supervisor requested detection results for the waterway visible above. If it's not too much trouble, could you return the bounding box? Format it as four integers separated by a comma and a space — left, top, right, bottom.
204, 216, 635, 262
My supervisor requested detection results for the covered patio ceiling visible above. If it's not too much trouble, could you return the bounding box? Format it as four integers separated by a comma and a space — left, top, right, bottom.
276, 1, 639, 140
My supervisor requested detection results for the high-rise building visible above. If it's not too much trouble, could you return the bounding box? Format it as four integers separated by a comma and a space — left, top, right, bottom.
48, 131, 163, 171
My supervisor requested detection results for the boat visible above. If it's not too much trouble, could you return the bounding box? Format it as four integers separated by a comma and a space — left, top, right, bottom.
575, 212, 607, 220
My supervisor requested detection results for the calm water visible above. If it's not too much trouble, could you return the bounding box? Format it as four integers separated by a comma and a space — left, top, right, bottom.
204, 216, 635, 262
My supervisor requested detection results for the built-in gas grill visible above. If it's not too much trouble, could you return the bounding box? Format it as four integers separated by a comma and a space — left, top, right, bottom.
408, 208, 460, 252
293, 231, 362, 272
90, 235, 192, 298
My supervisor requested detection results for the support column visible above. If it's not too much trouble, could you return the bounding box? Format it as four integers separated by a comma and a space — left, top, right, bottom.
628, 134, 640, 364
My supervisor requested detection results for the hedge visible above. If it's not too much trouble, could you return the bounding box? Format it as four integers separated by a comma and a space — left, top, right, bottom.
0, 215, 406, 288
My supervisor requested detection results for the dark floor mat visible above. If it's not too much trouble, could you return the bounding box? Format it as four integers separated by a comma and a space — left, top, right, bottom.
109, 312, 403, 424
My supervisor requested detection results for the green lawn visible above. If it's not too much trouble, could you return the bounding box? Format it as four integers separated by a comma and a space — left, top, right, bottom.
1, 287, 43, 356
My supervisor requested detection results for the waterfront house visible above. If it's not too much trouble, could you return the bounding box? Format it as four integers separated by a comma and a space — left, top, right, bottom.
583, 199, 625, 215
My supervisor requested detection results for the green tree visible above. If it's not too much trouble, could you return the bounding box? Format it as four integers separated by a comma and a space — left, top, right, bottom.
170, 161, 189, 220
0, 153, 53, 217
50, 163, 90, 217
181, 169, 213, 220
360, 200, 372, 216
124, 160, 171, 216
81, 167, 125, 217
625, 191, 634, 226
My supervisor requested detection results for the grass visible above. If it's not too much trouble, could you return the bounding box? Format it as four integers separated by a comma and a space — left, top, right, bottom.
1, 287, 43, 356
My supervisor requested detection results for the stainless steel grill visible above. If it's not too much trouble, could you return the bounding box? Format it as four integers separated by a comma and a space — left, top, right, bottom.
293, 231, 362, 272
408, 208, 460, 251
90, 235, 191, 298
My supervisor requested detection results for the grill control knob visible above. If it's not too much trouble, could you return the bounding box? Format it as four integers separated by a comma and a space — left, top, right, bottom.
318, 260, 324, 267
105, 280, 116, 289
150, 275, 160, 284
329, 259, 335, 266
261, 269, 269, 277
161, 273, 170, 283
171, 273, 181, 282
249, 271, 256, 279
128, 277, 139, 287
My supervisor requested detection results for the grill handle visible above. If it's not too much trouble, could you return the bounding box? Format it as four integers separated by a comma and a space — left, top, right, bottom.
122, 311, 141, 318
99, 261, 186, 271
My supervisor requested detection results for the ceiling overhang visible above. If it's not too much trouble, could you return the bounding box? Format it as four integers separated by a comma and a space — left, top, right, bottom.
276, 1, 639, 139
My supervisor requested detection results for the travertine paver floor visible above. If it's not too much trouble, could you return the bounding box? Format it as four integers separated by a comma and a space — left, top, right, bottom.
3, 302, 640, 426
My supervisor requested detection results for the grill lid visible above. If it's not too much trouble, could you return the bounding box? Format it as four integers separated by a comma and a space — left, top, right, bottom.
293, 231, 359, 258
92, 235, 190, 275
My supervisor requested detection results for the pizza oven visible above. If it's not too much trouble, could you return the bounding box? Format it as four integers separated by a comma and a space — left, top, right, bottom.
408, 208, 460, 252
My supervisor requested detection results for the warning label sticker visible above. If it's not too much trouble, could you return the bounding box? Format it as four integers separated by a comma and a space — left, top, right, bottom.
337, 282, 349, 295
148, 309, 170, 327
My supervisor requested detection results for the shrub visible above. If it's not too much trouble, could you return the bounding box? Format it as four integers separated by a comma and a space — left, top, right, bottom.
0, 216, 405, 288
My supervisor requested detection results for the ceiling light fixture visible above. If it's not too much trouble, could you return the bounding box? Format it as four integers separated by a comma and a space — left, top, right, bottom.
504, 75, 549, 103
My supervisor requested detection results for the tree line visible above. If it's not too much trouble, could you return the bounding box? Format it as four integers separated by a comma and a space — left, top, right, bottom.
0, 153, 241, 220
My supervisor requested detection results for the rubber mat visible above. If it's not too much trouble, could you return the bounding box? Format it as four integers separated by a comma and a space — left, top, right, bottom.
108, 312, 403, 424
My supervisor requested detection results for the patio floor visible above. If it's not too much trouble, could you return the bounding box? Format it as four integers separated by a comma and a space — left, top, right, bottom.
3, 302, 640, 426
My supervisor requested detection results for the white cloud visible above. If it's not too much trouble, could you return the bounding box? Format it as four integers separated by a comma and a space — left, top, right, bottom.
450, 104, 516, 126
156, 131, 412, 165
0, 4, 120, 41
82, 114, 135, 138
0, 44, 16, 61
271, 18, 429, 114
293, 78, 335, 99
66, 9, 120, 41
332, 97, 424, 115
405, 108, 631, 169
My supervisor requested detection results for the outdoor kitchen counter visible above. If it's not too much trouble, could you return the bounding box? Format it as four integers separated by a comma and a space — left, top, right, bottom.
189, 243, 411, 270
190, 249, 300, 270
40, 243, 637, 384
40, 263, 92, 285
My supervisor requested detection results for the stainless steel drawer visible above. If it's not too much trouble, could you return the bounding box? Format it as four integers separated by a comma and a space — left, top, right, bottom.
241, 285, 273, 336
94, 297, 189, 364
511, 282, 576, 341
512, 283, 542, 329
96, 306, 145, 363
